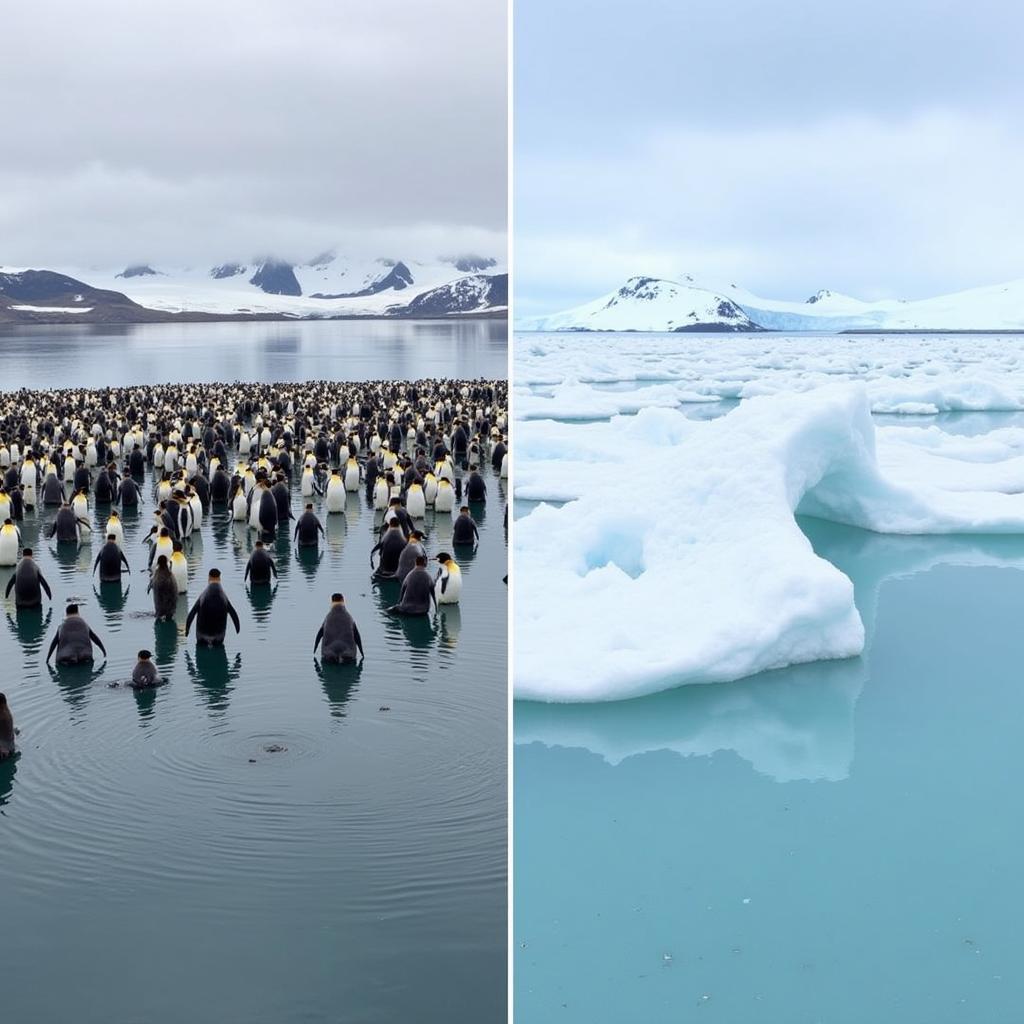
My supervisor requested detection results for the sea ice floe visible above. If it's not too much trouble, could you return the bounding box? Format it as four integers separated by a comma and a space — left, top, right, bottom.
515, 333, 1024, 413
514, 383, 1024, 702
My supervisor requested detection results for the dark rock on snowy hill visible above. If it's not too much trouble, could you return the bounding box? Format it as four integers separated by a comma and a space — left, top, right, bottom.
249, 259, 302, 296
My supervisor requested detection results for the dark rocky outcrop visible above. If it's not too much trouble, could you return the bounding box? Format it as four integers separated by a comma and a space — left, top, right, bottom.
249, 260, 302, 296
116, 264, 160, 278
210, 263, 247, 279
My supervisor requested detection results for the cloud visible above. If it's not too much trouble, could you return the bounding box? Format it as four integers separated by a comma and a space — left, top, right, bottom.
0, 0, 507, 267
515, 111, 1024, 314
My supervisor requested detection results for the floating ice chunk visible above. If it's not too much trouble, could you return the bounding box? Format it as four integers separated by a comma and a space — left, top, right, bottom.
514, 384, 1024, 702
514, 334, 1024, 415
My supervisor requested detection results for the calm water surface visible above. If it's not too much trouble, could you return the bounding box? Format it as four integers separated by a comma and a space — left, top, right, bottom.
0, 318, 507, 388
515, 516, 1024, 1022
0, 326, 508, 1023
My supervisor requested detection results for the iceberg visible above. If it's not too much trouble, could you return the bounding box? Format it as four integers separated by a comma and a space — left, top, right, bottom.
514, 384, 1024, 702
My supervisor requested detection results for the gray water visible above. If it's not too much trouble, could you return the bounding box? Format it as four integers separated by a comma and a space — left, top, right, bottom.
0, 325, 508, 1024
515, 518, 1024, 1023
0, 318, 508, 388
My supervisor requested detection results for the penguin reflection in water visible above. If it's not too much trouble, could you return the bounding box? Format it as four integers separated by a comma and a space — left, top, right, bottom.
45, 604, 107, 665
185, 569, 241, 646
313, 593, 364, 664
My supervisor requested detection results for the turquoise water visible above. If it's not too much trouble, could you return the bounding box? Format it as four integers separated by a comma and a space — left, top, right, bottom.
0, 328, 508, 1023
515, 518, 1024, 1022
0, 318, 507, 388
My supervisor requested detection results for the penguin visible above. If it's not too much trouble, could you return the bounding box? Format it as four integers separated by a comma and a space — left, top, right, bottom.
0, 519, 21, 566
231, 483, 248, 521
93, 534, 130, 582
0, 693, 15, 760
371, 519, 408, 579
210, 465, 232, 504
301, 464, 316, 497
436, 457, 455, 484
188, 489, 203, 531
325, 471, 346, 513
41, 471, 65, 506
148, 527, 174, 570
395, 530, 426, 582
244, 540, 278, 585
130, 650, 163, 690
405, 481, 426, 518
48, 503, 86, 544
372, 476, 390, 511
185, 569, 241, 646
0, 489, 11, 522
313, 593, 364, 663
105, 511, 124, 548
435, 477, 455, 512
148, 555, 179, 620
434, 552, 462, 605
452, 506, 480, 546
388, 556, 437, 616
20, 456, 37, 508
46, 604, 106, 665
117, 475, 141, 508
72, 487, 90, 528
423, 470, 439, 505
293, 503, 325, 548
4, 549, 51, 607
465, 468, 487, 503
256, 484, 279, 536
170, 542, 189, 594
343, 456, 361, 492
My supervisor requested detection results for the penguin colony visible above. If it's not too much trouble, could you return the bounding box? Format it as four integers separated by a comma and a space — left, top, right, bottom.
0, 377, 508, 757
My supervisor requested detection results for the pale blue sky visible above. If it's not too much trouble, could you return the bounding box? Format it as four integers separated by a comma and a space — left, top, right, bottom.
515, 0, 1024, 316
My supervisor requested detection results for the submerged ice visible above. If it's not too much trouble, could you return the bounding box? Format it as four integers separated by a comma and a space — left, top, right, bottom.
515, 383, 1024, 702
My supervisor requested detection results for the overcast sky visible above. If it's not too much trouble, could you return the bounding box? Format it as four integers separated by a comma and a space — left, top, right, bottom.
516, 0, 1024, 316
0, 0, 507, 270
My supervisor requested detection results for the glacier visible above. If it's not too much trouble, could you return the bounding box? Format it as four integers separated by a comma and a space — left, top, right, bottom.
514, 377, 1024, 703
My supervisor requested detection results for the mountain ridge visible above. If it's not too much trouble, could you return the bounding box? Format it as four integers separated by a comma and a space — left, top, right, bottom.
519, 275, 1024, 332
0, 251, 507, 324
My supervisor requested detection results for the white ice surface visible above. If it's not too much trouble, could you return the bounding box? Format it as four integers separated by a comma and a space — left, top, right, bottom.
515, 333, 1024, 413
514, 380, 1024, 703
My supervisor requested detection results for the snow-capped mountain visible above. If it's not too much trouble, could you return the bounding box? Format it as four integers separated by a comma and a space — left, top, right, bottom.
0, 251, 506, 322
521, 277, 764, 333
519, 274, 1024, 332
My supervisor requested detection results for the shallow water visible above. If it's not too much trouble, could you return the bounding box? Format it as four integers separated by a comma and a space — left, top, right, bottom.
514, 517, 1024, 1022
0, 318, 507, 389
0, 337, 507, 1023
